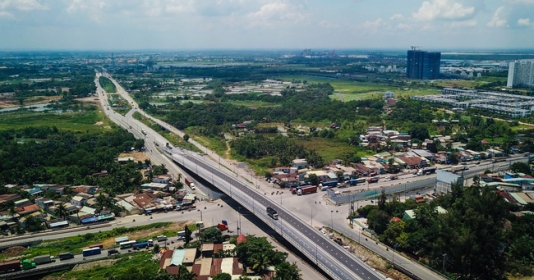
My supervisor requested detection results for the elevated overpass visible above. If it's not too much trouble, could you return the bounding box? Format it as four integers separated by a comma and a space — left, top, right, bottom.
165, 149, 384, 280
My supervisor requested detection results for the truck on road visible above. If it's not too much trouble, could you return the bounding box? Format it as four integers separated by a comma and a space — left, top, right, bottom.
185, 177, 195, 190
58, 252, 74, 261
33, 255, 55, 265
347, 178, 359, 186
141, 129, 147, 135
319, 180, 338, 191
267, 207, 279, 220
0, 260, 22, 273
290, 185, 311, 194
157, 235, 167, 242
417, 167, 437, 176
176, 201, 196, 211
297, 185, 318, 195
367, 177, 379, 183
451, 165, 469, 173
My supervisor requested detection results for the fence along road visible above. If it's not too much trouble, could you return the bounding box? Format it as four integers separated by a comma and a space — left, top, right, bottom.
167, 150, 385, 280
327, 177, 437, 205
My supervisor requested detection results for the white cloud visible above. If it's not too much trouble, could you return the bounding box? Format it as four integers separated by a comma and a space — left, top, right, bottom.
507, 0, 534, 4
412, 0, 474, 21
0, 0, 47, 11
358, 18, 383, 30
394, 23, 410, 29
451, 19, 477, 27
518, 17, 532, 26
0, 10, 13, 18
66, 0, 106, 14
487, 6, 508, 27
246, 2, 306, 26
319, 20, 339, 29
390, 13, 403, 21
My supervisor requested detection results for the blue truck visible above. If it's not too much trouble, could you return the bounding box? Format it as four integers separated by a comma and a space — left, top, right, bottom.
319, 180, 338, 191
347, 179, 359, 186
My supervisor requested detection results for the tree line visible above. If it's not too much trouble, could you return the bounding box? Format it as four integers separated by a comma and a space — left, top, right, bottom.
359, 181, 534, 279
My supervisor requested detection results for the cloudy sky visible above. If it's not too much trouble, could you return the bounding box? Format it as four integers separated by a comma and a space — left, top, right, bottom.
0, 0, 533, 51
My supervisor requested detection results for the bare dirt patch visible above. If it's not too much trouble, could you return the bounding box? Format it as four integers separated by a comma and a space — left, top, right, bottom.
95, 121, 104, 126
2, 246, 28, 259
118, 151, 149, 163
72, 259, 118, 271
0, 96, 62, 109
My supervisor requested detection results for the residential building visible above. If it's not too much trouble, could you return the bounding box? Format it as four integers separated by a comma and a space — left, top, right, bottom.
407, 49, 441, 80
507, 60, 534, 88
71, 196, 86, 207
292, 159, 308, 170
153, 175, 172, 184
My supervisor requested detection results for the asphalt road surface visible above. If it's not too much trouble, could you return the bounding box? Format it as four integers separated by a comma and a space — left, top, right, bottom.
170, 150, 383, 280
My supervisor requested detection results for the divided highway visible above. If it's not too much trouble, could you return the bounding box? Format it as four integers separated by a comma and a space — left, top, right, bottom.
169, 150, 384, 280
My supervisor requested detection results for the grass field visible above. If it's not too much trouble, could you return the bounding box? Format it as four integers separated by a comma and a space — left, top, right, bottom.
57, 252, 159, 279
132, 112, 200, 151
278, 75, 440, 101
99, 76, 117, 93
0, 109, 112, 133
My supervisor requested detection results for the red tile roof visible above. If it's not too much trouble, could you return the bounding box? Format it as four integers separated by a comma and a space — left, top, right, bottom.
210, 258, 223, 276
237, 234, 247, 244
159, 250, 174, 268
0, 194, 21, 204
213, 243, 224, 254
17, 204, 40, 215
166, 266, 180, 275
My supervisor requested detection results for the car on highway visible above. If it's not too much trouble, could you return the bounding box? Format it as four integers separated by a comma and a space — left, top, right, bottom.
367, 177, 379, 183
108, 249, 120, 256
389, 175, 398, 180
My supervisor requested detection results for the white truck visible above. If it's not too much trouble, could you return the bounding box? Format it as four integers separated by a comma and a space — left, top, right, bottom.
185, 177, 195, 190
34, 255, 55, 265
451, 165, 469, 173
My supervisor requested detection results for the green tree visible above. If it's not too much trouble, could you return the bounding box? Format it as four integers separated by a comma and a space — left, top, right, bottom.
511, 162, 531, 175
184, 225, 193, 245
272, 262, 301, 280
24, 215, 45, 232
367, 209, 390, 234
54, 203, 69, 220
183, 134, 190, 142
201, 227, 224, 243
177, 264, 196, 280
212, 273, 232, 280
378, 188, 387, 211
308, 173, 318, 186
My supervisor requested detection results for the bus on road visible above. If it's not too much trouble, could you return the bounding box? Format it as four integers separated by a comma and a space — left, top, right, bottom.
89, 243, 104, 249
82, 247, 101, 257
119, 240, 137, 249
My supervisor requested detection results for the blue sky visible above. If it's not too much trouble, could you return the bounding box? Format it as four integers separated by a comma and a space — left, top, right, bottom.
1, 0, 533, 51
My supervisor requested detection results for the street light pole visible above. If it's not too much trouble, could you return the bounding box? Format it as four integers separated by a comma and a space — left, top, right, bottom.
442, 253, 447, 272
238, 206, 242, 235
330, 210, 334, 231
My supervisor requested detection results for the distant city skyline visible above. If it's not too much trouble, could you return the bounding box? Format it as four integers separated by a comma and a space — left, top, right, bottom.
1, 0, 534, 51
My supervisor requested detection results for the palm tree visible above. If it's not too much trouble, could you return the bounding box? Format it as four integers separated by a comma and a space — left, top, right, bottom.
251, 253, 273, 275
8, 205, 18, 221
54, 203, 69, 220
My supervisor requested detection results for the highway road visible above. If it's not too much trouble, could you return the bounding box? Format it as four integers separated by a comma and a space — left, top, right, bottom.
99, 72, 459, 279
169, 150, 383, 280
97, 73, 384, 279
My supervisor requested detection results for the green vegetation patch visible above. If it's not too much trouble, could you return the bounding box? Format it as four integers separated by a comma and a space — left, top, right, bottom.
99, 76, 117, 93
18, 223, 171, 259
55, 252, 161, 280
0, 110, 109, 134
